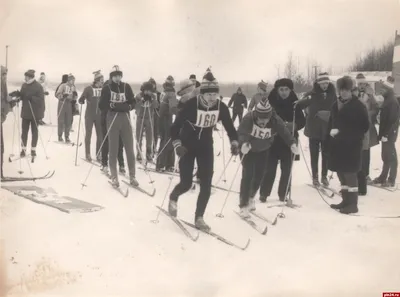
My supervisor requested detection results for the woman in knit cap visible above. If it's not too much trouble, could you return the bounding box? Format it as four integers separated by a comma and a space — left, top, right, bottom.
99, 65, 137, 187
256, 78, 305, 203
156, 76, 178, 172
168, 69, 239, 231
78, 70, 104, 162
55, 73, 78, 143
295, 72, 337, 187
248, 80, 268, 111
238, 101, 297, 218
328, 76, 369, 214
371, 76, 400, 188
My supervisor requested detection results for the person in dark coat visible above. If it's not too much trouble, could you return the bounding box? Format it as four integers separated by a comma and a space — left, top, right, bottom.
371, 76, 400, 187
255, 78, 305, 202
228, 87, 247, 125
149, 77, 161, 153
328, 76, 369, 214
17, 69, 45, 158
296, 72, 337, 187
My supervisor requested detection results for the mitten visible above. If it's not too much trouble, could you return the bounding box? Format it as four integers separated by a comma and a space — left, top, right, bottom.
330, 128, 339, 137
172, 140, 187, 157
44, 91, 49, 96
78, 97, 85, 104
73, 91, 78, 97
241, 142, 251, 154
230, 140, 240, 155
63, 93, 69, 99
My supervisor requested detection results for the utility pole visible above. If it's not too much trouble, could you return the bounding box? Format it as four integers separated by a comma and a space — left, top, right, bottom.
313, 65, 318, 81
5, 45, 9, 69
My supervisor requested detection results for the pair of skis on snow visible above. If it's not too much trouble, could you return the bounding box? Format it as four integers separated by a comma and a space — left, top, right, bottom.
9, 153, 37, 163
1, 170, 55, 182
53, 141, 82, 147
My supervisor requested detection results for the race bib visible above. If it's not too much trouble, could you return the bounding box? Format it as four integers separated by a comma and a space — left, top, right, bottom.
93, 88, 102, 97
251, 125, 271, 139
64, 86, 72, 95
195, 109, 219, 128
110, 91, 126, 103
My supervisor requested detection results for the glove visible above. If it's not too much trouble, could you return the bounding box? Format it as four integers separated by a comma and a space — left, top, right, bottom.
9, 90, 21, 98
73, 91, 78, 97
381, 136, 388, 142
78, 97, 85, 104
230, 140, 240, 156
172, 140, 187, 157
241, 142, 251, 154
44, 91, 49, 96
110, 102, 132, 112
63, 93, 69, 99
330, 128, 339, 137
290, 144, 299, 155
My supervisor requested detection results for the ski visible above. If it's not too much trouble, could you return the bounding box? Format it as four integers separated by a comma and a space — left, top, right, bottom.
53, 141, 82, 147
182, 220, 250, 251
81, 158, 102, 167
8, 154, 31, 163
192, 179, 239, 194
139, 167, 180, 177
156, 206, 200, 241
333, 209, 400, 219
234, 211, 268, 235
307, 183, 334, 198
121, 180, 156, 197
321, 185, 342, 196
1, 170, 55, 182
250, 210, 278, 225
108, 181, 129, 197
368, 184, 398, 192
266, 199, 302, 209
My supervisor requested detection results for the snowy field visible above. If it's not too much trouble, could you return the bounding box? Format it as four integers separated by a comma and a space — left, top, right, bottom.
1, 86, 400, 297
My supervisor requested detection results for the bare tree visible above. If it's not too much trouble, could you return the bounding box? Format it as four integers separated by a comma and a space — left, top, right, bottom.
274, 64, 281, 79
284, 51, 296, 79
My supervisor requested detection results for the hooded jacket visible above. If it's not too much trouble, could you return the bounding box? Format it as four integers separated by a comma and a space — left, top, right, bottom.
228, 88, 247, 112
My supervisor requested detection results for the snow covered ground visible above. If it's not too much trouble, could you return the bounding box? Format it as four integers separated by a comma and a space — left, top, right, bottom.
1, 87, 400, 297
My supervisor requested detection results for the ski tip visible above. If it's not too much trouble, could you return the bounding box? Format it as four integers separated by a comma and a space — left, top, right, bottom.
193, 232, 200, 241
271, 216, 279, 225
242, 238, 251, 250
261, 225, 268, 235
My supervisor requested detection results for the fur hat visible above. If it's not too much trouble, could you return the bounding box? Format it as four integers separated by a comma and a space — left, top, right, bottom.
189, 74, 196, 80
24, 69, 35, 78
141, 81, 154, 92
356, 73, 367, 84
93, 70, 103, 82
258, 80, 268, 92
110, 65, 123, 77
254, 101, 272, 119
382, 76, 395, 89
274, 78, 294, 90
336, 76, 354, 91
177, 79, 195, 96
317, 72, 330, 84
200, 71, 219, 94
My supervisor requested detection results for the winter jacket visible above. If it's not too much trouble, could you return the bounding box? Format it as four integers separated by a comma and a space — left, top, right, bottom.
248, 92, 267, 111
378, 89, 400, 142
159, 84, 178, 118
327, 96, 370, 173
238, 111, 294, 153
135, 92, 158, 118
178, 87, 199, 111
296, 82, 337, 140
79, 85, 102, 119
20, 80, 45, 121
55, 82, 77, 101
228, 89, 247, 112
99, 81, 135, 113
358, 88, 379, 149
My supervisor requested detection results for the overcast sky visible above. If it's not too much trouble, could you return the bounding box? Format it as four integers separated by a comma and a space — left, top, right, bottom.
0, 0, 399, 83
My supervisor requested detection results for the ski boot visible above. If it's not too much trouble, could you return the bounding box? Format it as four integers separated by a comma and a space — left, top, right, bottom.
195, 217, 211, 232
239, 207, 251, 219
110, 177, 120, 188
156, 167, 165, 173
382, 180, 395, 188
130, 176, 139, 187
366, 176, 372, 184
65, 137, 71, 144
58, 136, 64, 142
136, 153, 142, 162
20, 149, 26, 158
165, 167, 174, 172
86, 154, 92, 162
119, 166, 126, 175
312, 177, 320, 187
168, 200, 178, 217
259, 195, 267, 203
31, 149, 37, 157
339, 192, 358, 214
371, 177, 384, 185
101, 165, 109, 175
248, 198, 256, 211
321, 176, 329, 187
331, 190, 347, 209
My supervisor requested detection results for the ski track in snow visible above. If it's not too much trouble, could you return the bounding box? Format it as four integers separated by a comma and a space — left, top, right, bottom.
1, 86, 400, 297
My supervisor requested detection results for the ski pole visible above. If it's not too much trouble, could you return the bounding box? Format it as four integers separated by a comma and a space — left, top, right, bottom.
16, 104, 23, 174
220, 124, 227, 183
214, 155, 233, 186
74, 103, 83, 166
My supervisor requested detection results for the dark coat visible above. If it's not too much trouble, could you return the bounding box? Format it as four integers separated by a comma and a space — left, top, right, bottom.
378, 89, 400, 142
20, 80, 45, 121
327, 96, 370, 173
297, 82, 337, 140
228, 90, 247, 113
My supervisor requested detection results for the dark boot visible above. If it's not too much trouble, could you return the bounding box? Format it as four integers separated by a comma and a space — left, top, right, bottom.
340, 191, 358, 214
330, 190, 348, 209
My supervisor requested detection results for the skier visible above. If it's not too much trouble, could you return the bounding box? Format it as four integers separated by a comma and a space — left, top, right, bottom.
135, 80, 159, 162
189, 74, 201, 88
17, 70, 45, 157
255, 78, 306, 202
248, 80, 268, 110
156, 76, 178, 172
149, 78, 161, 153
371, 76, 400, 187
295, 72, 337, 186
177, 79, 196, 109
55, 74, 78, 143
168, 70, 239, 231
354, 73, 379, 195
238, 101, 298, 217
328, 76, 369, 214
78, 70, 104, 162
38, 72, 49, 125
100, 74, 126, 175
98, 65, 138, 187
228, 87, 248, 125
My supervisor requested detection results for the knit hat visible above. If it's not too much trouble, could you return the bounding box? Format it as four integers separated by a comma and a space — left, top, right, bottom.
382, 76, 395, 89
149, 77, 156, 85
165, 75, 174, 83
200, 71, 219, 94
189, 74, 196, 80
92, 70, 103, 82
254, 101, 273, 119
110, 65, 123, 77
177, 79, 195, 96
237, 87, 242, 92
258, 80, 268, 92
336, 76, 353, 91
356, 73, 367, 84
317, 72, 330, 84
24, 69, 35, 78
274, 78, 294, 90
68, 73, 75, 80
142, 81, 154, 92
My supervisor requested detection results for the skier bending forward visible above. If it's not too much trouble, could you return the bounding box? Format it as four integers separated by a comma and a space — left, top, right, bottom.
99, 65, 138, 187
238, 101, 297, 218
169, 70, 239, 231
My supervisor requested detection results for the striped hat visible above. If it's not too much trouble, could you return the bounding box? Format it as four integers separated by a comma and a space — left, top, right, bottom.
258, 80, 268, 92
382, 76, 394, 89
254, 101, 272, 119
110, 65, 123, 77
317, 72, 330, 84
200, 70, 219, 94
93, 70, 103, 81
356, 73, 367, 84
